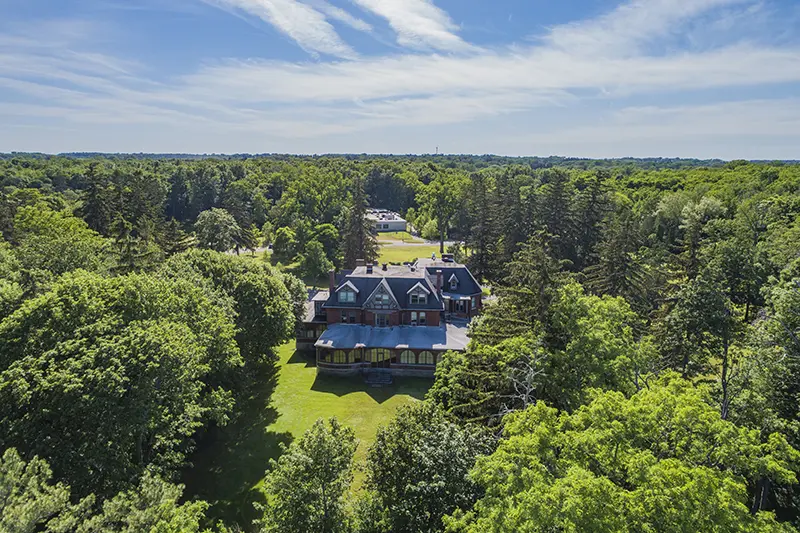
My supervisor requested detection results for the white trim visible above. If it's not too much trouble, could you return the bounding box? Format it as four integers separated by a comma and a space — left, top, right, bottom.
448, 273, 459, 283
406, 282, 431, 295
364, 278, 400, 309
335, 280, 360, 293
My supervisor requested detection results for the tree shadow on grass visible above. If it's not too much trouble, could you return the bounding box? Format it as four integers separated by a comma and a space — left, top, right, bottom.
310, 372, 431, 404
182, 362, 294, 532
287, 349, 316, 367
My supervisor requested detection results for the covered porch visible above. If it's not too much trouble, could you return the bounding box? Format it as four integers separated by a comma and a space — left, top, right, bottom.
314, 323, 469, 376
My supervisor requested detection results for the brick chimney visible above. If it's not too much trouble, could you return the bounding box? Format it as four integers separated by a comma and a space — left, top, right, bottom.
436, 269, 443, 293
329, 269, 336, 294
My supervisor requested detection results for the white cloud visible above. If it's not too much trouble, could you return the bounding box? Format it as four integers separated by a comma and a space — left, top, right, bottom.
544, 0, 753, 56
311, 1, 372, 33
350, 0, 471, 51
1, 0, 799, 157
202, 0, 356, 57
508, 99, 800, 159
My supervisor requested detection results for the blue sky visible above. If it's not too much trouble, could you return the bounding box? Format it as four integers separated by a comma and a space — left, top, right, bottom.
1, 0, 799, 158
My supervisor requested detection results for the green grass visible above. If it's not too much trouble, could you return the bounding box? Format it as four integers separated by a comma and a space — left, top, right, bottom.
182, 343, 429, 531
376, 231, 424, 243
378, 243, 440, 265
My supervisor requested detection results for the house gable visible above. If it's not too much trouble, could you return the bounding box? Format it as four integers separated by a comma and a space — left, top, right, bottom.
335, 280, 360, 293
364, 278, 400, 310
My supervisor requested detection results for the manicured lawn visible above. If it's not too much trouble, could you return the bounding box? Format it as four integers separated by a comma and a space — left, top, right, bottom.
378, 243, 440, 265
183, 343, 429, 531
377, 231, 424, 243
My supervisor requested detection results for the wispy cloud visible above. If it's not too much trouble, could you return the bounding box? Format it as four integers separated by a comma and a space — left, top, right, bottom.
350, 0, 471, 51
544, 0, 750, 55
1, 0, 799, 157
202, 0, 356, 57
311, 1, 372, 33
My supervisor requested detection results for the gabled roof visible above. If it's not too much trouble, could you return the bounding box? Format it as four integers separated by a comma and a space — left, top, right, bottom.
335, 280, 360, 293
424, 266, 482, 296
406, 281, 431, 295
324, 273, 443, 311
364, 278, 400, 309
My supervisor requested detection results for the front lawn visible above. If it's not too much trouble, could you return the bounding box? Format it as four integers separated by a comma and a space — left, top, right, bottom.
378, 243, 440, 265
183, 343, 429, 531
377, 231, 424, 243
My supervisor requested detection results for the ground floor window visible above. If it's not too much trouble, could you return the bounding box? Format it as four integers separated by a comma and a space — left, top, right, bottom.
319, 350, 332, 363
400, 350, 415, 364
419, 351, 435, 365
333, 350, 348, 364
368, 348, 391, 363
411, 312, 427, 326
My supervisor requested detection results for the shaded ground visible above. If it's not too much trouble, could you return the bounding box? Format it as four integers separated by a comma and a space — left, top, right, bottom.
182, 343, 429, 531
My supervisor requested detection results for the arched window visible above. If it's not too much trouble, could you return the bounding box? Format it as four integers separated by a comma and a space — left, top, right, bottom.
320, 350, 332, 363
419, 351, 435, 365
400, 350, 415, 364
333, 350, 348, 364
367, 348, 391, 364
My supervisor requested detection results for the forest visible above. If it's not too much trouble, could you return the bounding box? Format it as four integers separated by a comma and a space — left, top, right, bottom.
1, 153, 800, 532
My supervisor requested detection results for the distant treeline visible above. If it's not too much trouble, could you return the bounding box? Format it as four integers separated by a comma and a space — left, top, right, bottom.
1, 152, 752, 169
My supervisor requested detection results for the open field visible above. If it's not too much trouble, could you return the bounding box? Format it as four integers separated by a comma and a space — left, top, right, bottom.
377, 231, 425, 243
183, 343, 429, 530
378, 243, 440, 265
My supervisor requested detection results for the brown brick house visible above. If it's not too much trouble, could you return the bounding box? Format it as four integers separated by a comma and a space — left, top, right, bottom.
297, 255, 482, 377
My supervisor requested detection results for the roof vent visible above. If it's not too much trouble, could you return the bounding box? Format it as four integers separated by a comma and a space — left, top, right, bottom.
366, 263, 373, 274
382, 263, 388, 271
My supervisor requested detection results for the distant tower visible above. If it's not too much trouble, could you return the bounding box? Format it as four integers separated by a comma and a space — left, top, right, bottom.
435, 146, 439, 155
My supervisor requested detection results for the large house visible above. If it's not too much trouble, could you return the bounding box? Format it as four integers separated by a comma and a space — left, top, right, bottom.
296, 254, 482, 377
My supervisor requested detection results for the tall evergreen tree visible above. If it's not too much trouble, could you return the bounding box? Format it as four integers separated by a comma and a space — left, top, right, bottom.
585, 208, 648, 311
572, 172, 611, 270
465, 170, 497, 280
341, 175, 378, 268
537, 168, 577, 266
81, 162, 114, 236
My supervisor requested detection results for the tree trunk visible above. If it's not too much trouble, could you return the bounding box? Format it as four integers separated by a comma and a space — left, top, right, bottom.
751, 477, 771, 515
439, 226, 445, 254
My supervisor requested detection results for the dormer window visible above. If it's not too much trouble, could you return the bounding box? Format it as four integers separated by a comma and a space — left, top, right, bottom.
406, 282, 431, 306
449, 274, 459, 291
336, 280, 359, 303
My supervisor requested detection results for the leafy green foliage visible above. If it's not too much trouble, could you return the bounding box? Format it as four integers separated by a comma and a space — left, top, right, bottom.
298, 240, 334, 282
0, 272, 240, 498
449, 376, 799, 533
12, 203, 111, 286
0, 448, 91, 533
357, 402, 490, 533
258, 418, 357, 533
0, 448, 210, 533
160, 250, 303, 367
194, 208, 242, 253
